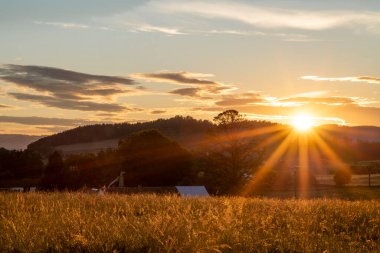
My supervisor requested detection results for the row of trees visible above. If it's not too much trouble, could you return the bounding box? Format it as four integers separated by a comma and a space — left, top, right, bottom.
0, 148, 43, 180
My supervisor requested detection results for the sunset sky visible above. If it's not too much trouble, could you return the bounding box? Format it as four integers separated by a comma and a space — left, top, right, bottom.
1, 0, 380, 135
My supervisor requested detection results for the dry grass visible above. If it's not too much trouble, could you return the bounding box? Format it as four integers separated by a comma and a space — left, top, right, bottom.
0, 192, 379, 252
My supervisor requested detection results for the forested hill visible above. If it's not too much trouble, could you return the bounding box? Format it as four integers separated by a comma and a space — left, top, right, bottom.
28, 116, 276, 154
27, 116, 216, 153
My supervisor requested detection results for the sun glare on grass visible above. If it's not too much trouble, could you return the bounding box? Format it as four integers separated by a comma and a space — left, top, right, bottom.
292, 114, 314, 132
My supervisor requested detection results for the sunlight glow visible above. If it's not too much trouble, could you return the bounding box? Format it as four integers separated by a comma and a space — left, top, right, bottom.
292, 114, 314, 132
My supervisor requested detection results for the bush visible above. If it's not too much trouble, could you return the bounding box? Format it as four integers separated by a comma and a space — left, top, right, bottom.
334, 168, 352, 186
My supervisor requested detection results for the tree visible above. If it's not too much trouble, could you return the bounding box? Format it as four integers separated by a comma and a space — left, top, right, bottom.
0, 148, 43, 181
199, 110, 264, 194
334, 167, 352, 186
40, 151, 65, 189
213, 109, 244, 126
118, 130, 192, 186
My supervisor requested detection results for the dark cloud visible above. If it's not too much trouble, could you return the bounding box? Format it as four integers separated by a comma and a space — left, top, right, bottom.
9, 92, 127, 112
0, 64, 138, 112
0, 115, 94, 126
215, 92, 265, 106
151, 110, 166, 114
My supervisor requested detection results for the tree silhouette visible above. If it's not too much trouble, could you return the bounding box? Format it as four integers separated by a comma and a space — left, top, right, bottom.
201, 110, 264, 194
118, 129, 192, 186
40, 151, 65, 189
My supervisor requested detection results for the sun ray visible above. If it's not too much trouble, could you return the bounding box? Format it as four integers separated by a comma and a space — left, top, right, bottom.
311, 130, 351, 174
297, 134, 310, 197
256, 128, 292, 149
241, 131, 296, 195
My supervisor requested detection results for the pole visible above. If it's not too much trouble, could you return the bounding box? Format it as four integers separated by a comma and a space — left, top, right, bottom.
293, 166, 297, 199
368, 167, 371, 187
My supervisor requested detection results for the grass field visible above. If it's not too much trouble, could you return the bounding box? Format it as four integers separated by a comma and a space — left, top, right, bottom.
257, 186, 380, 200
0, 193, 379, 253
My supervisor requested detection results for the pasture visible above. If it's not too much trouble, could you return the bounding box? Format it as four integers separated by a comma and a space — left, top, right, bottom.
1, 192, 379, 252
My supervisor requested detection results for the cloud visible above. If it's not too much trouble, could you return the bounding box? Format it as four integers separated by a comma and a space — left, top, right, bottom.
215, 92, 267, 106
34, 21, 89, 29
133, 71, 216, 85
301, 75, 380, 84
96, 113, 118, 117
278, 96, 359, 105
0, 116, 94, 126
151, 110, 167, 114
0, 104, 9, 108
132, 71, 233, 95
9, 92, 128, 112
155, 1, 380, 31
135, 24, 184, 35
36, 126, 72, 133
169, 87, 201, 97
0, 64, 138, 112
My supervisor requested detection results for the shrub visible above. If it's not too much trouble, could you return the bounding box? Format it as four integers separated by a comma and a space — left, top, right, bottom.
334, 168, 352, 186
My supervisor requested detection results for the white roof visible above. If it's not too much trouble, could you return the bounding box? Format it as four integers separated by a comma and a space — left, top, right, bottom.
175, 186, 209, 197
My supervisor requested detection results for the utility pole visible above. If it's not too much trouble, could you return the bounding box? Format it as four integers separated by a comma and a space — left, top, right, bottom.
293, 166, 298, 199
368, 166, 371, 187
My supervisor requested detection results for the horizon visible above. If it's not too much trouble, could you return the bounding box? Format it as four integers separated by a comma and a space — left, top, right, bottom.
1, 0, 380, 135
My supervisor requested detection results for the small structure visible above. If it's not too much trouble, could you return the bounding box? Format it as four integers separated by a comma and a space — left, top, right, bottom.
108, 185, 209, 196
175, 186, 209, 197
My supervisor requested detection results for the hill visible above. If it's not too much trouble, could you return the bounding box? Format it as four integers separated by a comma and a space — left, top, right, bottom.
27, 116, 215, 154
0, 134, 45, 150
319, 125, 380, 142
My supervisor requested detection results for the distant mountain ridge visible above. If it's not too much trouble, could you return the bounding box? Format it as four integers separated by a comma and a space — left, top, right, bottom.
0, 134, 45, 150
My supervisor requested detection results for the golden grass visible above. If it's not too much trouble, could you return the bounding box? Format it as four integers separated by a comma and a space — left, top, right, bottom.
0, 192, 379, 252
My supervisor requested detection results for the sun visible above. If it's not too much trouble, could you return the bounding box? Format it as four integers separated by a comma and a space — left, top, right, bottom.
292, 114, 314, 132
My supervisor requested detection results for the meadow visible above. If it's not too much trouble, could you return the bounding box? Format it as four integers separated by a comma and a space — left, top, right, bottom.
0, 192, 379, 253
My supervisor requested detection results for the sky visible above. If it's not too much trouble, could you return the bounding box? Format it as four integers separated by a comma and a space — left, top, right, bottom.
1, 0, 380, 135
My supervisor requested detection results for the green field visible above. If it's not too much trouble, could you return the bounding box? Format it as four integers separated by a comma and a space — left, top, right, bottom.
1, 193, 379, 252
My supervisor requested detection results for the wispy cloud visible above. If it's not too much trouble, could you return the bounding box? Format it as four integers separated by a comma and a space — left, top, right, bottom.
133, 71, 216, 85
151, 110, 167, 114
154, 1, 380, 31
278, 96, 365, 106
215, 92, 266, 106
132, 71, 234, 95
302, 75, 380, 84
135, 24, 184, 35
34, 21, 89, 29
